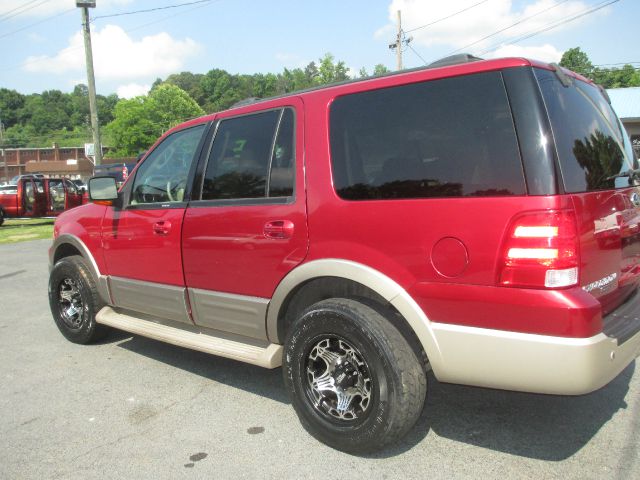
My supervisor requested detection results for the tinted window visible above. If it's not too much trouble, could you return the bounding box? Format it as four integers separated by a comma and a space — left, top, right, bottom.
535, 68, 636, 192
202, 109, 294, 200
330, 71, 525, 200
131, 125, 205, 205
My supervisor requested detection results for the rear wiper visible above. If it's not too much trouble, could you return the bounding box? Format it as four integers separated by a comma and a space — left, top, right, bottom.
606, 168, 640, 183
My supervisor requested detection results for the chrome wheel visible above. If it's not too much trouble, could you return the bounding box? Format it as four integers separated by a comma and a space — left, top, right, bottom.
304, 336, 373, 421
58, 277, 84, 330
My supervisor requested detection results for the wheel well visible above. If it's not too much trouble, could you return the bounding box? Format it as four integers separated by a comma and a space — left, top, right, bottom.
53, 243, 82, 264
276, 276, 428, 369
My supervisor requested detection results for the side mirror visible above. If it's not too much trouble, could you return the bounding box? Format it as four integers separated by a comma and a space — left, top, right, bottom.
89, 176, 118, 205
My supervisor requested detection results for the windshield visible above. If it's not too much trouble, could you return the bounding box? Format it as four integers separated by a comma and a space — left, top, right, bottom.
535, 68, 637, 193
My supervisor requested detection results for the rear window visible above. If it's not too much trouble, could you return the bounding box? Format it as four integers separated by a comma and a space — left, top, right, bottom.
329, 71, 525, 200
535, 68, 636, 193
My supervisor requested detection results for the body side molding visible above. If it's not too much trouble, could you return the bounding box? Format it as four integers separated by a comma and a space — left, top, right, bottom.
189, 288, 269, 341
110, 276, 192, 325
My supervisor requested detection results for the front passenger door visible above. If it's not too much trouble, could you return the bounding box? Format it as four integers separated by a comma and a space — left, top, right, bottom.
102, 124, 207, 324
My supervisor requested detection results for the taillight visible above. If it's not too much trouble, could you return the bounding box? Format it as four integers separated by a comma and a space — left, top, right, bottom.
499, 210, 579, 289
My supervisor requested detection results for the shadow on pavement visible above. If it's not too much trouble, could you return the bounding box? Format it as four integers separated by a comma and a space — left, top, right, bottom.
115, 333, 289, 405
111, 330, 635, 460
371, 363, 634, 460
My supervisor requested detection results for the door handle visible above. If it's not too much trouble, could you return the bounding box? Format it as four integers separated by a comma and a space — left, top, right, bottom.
264, 220, 294, 239
153, 221, 172, 235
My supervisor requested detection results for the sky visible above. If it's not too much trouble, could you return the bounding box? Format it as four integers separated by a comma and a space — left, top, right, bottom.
0, 0, 638, 98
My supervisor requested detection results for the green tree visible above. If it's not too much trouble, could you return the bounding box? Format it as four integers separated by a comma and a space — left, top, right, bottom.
106, 84, 204, 156
560, 47, 594, 77
17, 90, 73, 134
164, 71, 206, 105
373, 64, 390, 76
318, 53, 349, 84
0, 88, 25, 128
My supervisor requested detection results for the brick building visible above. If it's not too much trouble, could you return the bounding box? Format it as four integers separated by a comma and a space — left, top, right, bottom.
0, 144, 132, 183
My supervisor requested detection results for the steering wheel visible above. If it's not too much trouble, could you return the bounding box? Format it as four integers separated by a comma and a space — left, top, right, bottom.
166, 174, 186, 202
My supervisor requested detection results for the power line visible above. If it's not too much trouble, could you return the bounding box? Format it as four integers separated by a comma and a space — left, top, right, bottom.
407, 43, 428, 66
405, 0, 489, 33
0, 7, 74, 40
447, 0, 570, 56
594, 62, 640, 67
92, 0, 213, 21
121, 0, 221, 34
0, 0, 49, 23
1, 0, 220, 74
477, 0, 620, 56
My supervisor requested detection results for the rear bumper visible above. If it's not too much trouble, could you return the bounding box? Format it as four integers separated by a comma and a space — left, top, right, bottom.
430, 321, 640, 395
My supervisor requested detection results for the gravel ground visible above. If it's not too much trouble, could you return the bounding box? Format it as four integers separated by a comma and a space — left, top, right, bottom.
1, 239, 639, 479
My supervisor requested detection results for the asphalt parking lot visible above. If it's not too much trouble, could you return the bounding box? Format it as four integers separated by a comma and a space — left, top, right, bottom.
1, 239, 639, 479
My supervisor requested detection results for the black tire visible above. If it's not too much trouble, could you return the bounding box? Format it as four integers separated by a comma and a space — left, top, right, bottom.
0, 208, 4, 227
283, 298, 427, 453
48, 255, 109, 344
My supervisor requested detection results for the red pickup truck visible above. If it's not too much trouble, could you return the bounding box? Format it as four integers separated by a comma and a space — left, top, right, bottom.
0, 176, 84, 225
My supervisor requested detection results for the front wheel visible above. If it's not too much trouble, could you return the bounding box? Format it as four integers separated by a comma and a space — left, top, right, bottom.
48, 255, 108, 344
283, 298, 427, 453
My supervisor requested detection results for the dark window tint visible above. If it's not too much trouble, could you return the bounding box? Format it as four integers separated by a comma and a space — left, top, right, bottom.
202, 109, 293, 200
269, 109, 295, 197
535, 68, 635, 192
330, 71, 525, 200
131, 124, 205, 205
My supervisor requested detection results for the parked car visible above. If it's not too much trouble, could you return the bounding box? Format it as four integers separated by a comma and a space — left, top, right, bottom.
0, 177, 83, 225
0, 185, 18, 195
48, 55, 640, 453
93, 163, 136, 186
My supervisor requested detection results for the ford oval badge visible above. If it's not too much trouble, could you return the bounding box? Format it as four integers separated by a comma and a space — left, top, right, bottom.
632, 192, 640, 207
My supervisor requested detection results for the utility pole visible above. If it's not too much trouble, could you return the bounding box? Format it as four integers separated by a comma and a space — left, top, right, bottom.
0, 114, 7, 182
395, 10, 403, 70
77, 1, 102, 166
388, 10, 412, 71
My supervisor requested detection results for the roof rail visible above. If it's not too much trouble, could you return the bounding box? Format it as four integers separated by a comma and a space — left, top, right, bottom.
427, 53, 483, 69
231, 97, 260, 108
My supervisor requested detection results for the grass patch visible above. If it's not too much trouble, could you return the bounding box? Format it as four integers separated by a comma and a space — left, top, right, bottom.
0, 218, 54, 244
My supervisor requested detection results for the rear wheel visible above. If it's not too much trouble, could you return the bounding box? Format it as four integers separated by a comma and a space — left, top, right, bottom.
0, 208, 4, 226
283, 298, 426, 453
48, 255, 108, 344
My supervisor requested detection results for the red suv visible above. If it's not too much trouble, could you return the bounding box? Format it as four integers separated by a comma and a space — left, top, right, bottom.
48, 56, 640, 453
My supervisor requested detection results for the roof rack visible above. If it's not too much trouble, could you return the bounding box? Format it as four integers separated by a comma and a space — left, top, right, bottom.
231, 97, 260, 108
427, 53, 483, 69
222, 53, 486, 113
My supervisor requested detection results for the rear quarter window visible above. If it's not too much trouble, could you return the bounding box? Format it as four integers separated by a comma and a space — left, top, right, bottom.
329, 71, 525, 200
535, 68, 636, 193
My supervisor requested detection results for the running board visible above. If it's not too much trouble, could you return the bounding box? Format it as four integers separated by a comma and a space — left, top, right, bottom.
96, 306, 283, 368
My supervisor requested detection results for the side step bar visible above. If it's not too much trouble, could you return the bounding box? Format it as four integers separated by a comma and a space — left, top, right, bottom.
96, 306, 283, 368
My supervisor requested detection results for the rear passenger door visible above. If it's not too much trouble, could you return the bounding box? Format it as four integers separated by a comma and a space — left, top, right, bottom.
182, 100, 308, 340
